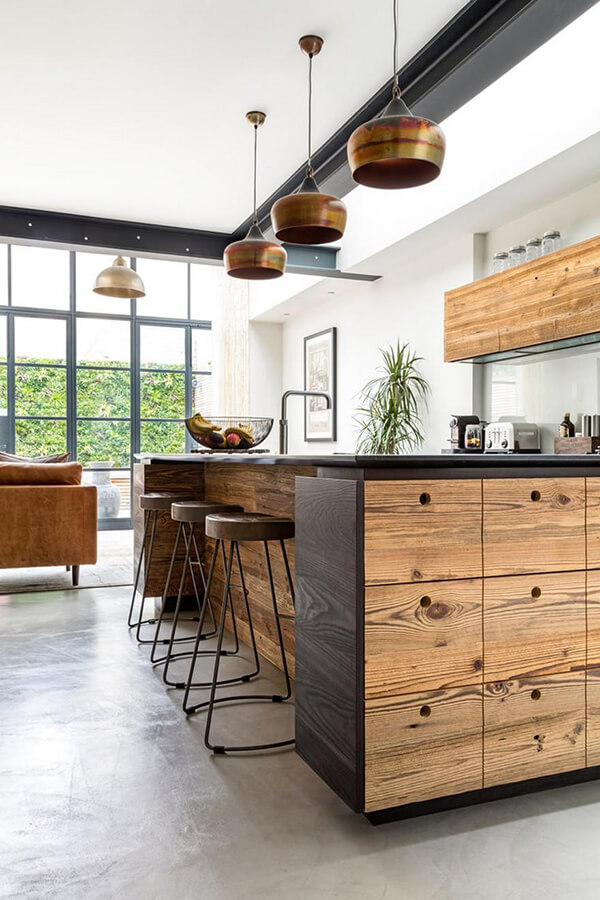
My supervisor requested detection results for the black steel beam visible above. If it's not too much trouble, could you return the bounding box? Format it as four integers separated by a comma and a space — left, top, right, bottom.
0, 203, 367, 278
234, 0, 597, 237
0, 205, 231, 260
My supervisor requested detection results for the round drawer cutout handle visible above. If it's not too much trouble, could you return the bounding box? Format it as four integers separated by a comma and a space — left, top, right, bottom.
420, 596, 432, 609
531, 689, 541, 701
531, 490, 541, 502
420, 705, 431, 718
531, 586, 541, 599
419, 492, 431, 506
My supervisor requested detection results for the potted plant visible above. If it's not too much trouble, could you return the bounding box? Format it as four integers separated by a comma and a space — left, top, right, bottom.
355, 341, 430, 454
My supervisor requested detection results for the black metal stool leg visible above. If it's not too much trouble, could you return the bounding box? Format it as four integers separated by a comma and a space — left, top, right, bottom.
161, 522, 197, 685
135, 511, 160, 642
128, 510, 151, 628
280, 539, 295, 609
181, 540, 259, 706
202, 539, 294, 753
191, 529, 217, 635
264, 541, 292, 702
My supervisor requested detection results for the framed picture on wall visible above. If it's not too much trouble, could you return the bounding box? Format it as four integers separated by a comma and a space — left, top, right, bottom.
304, 327, 337, 442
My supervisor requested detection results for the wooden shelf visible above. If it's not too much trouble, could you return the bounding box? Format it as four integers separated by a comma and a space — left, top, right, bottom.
444, 234, 600, 362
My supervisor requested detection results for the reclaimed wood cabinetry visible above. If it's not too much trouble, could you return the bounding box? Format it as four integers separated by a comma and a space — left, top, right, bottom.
296, 471, 600, 821
444, 234, 600, 362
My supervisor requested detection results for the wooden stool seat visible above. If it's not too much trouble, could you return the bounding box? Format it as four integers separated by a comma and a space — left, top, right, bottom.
171, 501, 243, 524
205, 512, 295, 543
140, 492, 192, 512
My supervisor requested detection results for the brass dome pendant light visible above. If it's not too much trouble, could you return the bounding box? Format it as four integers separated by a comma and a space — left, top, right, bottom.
224, 111, 287, 280
93, 256, 145, 298
271, 35, 347, 245
347, 0, 446, 189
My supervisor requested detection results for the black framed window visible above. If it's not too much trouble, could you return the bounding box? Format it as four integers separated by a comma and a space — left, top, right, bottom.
0, 245, 213, 529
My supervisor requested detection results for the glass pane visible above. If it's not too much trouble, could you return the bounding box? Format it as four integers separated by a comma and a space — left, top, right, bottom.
192, 328, 212, 371
0, 366, 6, 415
140, 371, 185, 419
0, 245, 7, 306
75, 252, 132, 315
140, 325, 185, 369
77, 420, 130, 468
192, 373, 212, 416
15, 366, 67, 416
82, 466, 131, 520
11, 246, 69, 310
135, 258, 187, 319
77, 368, 130, 418
0, 314, 6, 361
77, 318, 130, 367
140, 420, 185, 454
15, 316, 66, 363
15, 418, 67, 457
190, 263, 218, 321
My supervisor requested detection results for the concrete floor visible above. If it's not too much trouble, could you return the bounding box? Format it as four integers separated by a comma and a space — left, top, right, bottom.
2, 589, 600, 900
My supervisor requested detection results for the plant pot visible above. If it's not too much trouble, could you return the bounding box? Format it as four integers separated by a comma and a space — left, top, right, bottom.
85, 461, 121, 519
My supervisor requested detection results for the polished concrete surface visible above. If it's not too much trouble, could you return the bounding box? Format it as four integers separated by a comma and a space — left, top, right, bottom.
2, 587, 600, 899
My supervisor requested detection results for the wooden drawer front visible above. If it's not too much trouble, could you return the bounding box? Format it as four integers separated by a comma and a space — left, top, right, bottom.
588, 570, 600, 669
483, 572, 586, 683
586, 668, 600, 767
482, 478, 585, 577
364, 480, 482, 585
483, 673, 585, 787
364, 686, 483, 811
587, 479, 600, 570
365, 579, 483, 698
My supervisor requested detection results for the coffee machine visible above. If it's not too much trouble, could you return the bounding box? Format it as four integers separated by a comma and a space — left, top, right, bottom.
449, 415, 482, 453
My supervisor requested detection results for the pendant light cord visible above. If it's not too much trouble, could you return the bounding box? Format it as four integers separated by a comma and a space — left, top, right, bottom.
307, 52, 314, 177
392, 0, 400, 98
252, 123, 258, 225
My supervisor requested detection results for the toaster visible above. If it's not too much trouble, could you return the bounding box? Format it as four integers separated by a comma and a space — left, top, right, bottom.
485, 417, 540, 453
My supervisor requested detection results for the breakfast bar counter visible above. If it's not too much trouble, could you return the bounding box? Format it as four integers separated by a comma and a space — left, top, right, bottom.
135, 452, 600, 822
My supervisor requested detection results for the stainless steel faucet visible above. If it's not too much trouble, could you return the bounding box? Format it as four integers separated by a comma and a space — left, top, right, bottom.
279, 390, 332, 454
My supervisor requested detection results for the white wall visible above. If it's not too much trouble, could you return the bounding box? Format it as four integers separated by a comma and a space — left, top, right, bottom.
281, 236, 474, 455
248, 322, 283, 450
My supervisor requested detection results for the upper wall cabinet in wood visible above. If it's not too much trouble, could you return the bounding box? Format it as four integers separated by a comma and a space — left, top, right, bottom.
444, 235, 600, 362
364, 480, 482, 585
482, 478, 585, 577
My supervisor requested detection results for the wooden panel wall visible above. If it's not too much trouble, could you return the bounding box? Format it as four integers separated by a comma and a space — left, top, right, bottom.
444, 234, 600, 361
202, 463, 317, 677
133, 462, 203, 598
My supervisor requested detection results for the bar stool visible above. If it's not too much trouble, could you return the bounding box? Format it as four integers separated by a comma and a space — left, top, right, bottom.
128, 492, 199, 644
184, 511, 295, 754
156, 501, 258, 694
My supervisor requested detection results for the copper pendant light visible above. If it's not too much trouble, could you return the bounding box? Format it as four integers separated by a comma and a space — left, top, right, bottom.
224, 111, 287, 280
347, 0, 446, 189
93, 256, 146, 298
271, 36, 347, 245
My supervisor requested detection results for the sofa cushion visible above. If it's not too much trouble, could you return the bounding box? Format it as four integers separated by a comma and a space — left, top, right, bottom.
0, 451, 71, 464
0, 462, 83, 485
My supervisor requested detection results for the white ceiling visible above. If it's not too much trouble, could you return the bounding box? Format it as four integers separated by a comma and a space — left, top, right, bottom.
0, 0, 466, 232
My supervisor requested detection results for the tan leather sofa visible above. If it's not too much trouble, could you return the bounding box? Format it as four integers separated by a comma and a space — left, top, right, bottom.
0, 462, 97, 586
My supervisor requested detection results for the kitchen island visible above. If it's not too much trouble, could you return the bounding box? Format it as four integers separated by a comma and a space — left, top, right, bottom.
135, 452, 600, 822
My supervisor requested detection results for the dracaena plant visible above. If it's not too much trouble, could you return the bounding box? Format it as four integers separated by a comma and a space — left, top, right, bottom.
355, 341, 430, 454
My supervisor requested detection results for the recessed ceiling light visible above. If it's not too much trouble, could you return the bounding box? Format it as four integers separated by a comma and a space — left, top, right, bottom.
283, 312, 291, 317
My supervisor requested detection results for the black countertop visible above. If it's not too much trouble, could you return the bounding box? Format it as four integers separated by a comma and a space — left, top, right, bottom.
137, 452, 600, 471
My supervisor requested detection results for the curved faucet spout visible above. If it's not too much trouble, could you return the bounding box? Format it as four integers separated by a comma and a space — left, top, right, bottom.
279, 390, 332, 454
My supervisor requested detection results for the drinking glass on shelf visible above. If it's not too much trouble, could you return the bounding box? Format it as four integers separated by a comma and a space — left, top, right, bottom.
508, 245, 526, 267
492, 251, 509, 274
542, 230, 561, 255
525, 238, 542, 262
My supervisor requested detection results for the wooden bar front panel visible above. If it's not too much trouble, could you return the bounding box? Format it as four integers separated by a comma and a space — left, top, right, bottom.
365, 685, 483, 811
586, 668, 600, 767
483, 571, 586, 683
364, 480, 482, 585
203, 462, 317, 676
365, 578, 483, 698
482, 478, 585, 576
483, 673, 585, 787
586, 478, 600, 570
